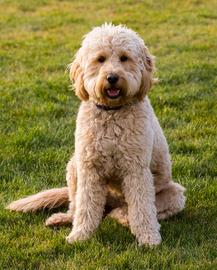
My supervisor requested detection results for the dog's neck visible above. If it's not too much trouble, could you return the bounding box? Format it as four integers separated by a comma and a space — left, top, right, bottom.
95, 103, 122, 111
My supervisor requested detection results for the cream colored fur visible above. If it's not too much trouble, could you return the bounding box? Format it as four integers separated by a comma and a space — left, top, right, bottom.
7, 24, 186, 246
7, 187, 68, 212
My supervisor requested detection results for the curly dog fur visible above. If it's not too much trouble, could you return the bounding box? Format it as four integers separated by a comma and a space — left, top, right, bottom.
7, 23, 186, 246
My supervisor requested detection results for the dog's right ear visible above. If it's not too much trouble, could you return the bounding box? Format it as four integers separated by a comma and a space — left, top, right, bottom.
69, 51, 89, 101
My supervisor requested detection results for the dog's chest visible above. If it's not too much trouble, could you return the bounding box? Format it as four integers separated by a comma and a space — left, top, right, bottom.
91, 119, 124, 176
92, 113, 146, 176
95, 117, 122, 153
76, 102, 151, 178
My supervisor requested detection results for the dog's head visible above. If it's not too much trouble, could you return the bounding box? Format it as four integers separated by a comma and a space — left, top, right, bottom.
69, 23, 156, 107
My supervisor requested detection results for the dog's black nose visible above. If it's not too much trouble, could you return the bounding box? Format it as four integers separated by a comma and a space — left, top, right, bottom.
107, 74, 119, 85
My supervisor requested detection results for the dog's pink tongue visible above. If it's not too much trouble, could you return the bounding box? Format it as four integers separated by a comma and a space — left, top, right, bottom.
107, 89, 120, 97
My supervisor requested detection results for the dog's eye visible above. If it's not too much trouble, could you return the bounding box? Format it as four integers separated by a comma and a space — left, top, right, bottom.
98, 56, 106, 63
120, 55, 128, 62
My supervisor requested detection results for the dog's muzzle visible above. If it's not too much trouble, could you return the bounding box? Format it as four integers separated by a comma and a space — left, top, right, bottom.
105, 73, 121, 99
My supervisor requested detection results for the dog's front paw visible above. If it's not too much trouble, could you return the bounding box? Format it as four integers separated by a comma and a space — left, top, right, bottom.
66, 230, 89, 244
137, 231, 162, 247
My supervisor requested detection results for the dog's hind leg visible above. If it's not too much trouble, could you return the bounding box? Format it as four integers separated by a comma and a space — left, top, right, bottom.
156, 181, 186, 220
108, 205, 129, 227
151, 156, 186, 220
105, 187, 129, 227
45, 211, 73, 226
151, 137, 186, 220
46, 156, 77, 227
152, 162, 186, 220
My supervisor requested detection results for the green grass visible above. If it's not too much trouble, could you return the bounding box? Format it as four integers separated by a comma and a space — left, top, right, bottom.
1, 0, 217, 269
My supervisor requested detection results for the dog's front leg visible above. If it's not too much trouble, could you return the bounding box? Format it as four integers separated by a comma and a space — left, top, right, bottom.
123, 167, 161, 246
66, 167, 106, 243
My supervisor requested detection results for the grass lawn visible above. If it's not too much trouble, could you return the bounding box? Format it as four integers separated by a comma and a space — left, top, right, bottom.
1, 0, 217, 269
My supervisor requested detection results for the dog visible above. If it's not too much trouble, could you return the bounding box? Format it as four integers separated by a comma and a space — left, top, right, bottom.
7, 23, 186, 246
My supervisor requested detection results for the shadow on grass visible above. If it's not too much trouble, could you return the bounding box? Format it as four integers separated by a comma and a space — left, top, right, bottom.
4, 203, 216, 258
160, 206, 217, 249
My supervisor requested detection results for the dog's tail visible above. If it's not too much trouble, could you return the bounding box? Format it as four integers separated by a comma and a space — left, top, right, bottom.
6, 187, 69, 213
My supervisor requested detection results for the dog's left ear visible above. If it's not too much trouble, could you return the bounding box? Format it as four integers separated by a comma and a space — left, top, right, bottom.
69, 50, 89, 101
137, 46, 156, 101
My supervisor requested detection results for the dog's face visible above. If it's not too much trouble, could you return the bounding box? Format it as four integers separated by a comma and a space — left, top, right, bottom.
70, 24, 155, 107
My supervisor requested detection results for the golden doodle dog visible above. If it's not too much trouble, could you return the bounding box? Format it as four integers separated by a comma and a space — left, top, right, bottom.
7, 24, 186, 246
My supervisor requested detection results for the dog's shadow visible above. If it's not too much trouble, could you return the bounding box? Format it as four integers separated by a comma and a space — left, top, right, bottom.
158, 206, 216, 249
95, 206, 216, 253
38, 205, 216, 248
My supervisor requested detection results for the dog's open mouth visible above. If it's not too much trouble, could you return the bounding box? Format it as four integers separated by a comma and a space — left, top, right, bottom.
105, 88, 121, 99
